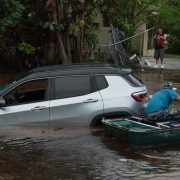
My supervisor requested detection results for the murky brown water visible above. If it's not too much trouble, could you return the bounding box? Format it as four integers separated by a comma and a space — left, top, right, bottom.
1, 129, 180, 180
0, 68, 180, 180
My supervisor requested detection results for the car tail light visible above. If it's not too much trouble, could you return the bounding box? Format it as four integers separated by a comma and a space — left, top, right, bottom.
131, 91, 148, 102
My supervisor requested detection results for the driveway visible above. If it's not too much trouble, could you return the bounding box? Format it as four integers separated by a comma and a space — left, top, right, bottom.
140, 56, 180, 70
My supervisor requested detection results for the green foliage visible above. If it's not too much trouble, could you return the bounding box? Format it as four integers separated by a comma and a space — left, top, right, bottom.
158, 0, 180, 54
84, 25, 98, 46
18, 42, 36, 55
44, 22, 64, 31
69, 16, 85, 36
92, 0, 104, 7
100, 0, 162, 51
0, 0, 103, 65
0, 0, 26, 38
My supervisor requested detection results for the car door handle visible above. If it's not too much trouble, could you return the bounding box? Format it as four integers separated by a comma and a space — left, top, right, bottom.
31, 106, 47, 112
83, 99, 99, 103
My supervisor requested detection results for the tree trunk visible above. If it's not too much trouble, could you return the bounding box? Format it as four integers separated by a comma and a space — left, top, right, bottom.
46, 0, 71, 64
66, 33, 72, 61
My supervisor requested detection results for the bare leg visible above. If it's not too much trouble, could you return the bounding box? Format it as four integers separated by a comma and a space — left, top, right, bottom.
156, 59, 160, 65
160, 58, 163, 65
154, 59, 159, 67
160, 58, 164, 68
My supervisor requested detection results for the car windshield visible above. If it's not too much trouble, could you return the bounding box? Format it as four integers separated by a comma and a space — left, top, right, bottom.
0, 80, 16, 91
0, 72, 30, 91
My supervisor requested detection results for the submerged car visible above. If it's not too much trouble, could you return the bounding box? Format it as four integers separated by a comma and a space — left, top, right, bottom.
0, 64, 148, 128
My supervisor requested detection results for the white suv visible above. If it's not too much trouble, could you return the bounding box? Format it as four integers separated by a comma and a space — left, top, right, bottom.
0, 64, 148, 128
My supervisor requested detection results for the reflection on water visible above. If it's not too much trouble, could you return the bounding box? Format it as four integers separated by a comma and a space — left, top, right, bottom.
0, 68, 180, 179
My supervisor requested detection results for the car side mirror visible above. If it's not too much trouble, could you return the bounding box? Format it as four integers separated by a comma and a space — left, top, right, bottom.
0, 98, 6, 107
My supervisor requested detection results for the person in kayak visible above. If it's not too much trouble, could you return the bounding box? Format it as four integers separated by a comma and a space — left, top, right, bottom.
144, 82, 180, 121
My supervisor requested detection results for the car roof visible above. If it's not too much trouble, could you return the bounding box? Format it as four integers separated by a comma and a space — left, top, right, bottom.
24, 63, 130, 80
32, 63, 114, 73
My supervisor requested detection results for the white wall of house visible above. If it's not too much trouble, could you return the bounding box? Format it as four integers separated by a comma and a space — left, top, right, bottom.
133, 23, 149, 56
94, 12, 111, 47
94, 12, 150, 56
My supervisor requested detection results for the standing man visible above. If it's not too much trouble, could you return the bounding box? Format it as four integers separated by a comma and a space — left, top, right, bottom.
154, 28, 165, 68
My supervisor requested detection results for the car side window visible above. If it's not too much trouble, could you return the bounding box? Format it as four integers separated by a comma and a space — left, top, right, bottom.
4, 79, 48, 106
95, 75, 109, 90
55, 76, 91, 99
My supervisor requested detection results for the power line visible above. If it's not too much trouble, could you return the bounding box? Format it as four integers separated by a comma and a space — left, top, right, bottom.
98, 27, 155, 47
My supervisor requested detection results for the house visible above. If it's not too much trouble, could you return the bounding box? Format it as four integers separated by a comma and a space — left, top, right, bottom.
94, 12, 152, 57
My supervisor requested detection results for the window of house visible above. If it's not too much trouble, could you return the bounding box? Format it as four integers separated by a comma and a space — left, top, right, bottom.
4, 79, 48, 106
55, 76, 91, 99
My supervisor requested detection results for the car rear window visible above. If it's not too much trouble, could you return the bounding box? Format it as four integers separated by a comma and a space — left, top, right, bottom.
123, 73, 143, 87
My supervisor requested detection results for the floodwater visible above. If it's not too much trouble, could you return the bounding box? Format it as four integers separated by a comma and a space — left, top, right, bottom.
0, 68, 180, 180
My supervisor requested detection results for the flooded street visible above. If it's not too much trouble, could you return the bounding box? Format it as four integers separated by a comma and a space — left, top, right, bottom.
1, 128, 180, 180
1, 68, 180, 179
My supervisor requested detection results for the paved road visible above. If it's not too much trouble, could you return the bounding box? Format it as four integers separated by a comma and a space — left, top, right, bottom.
140, 56, 180, 70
